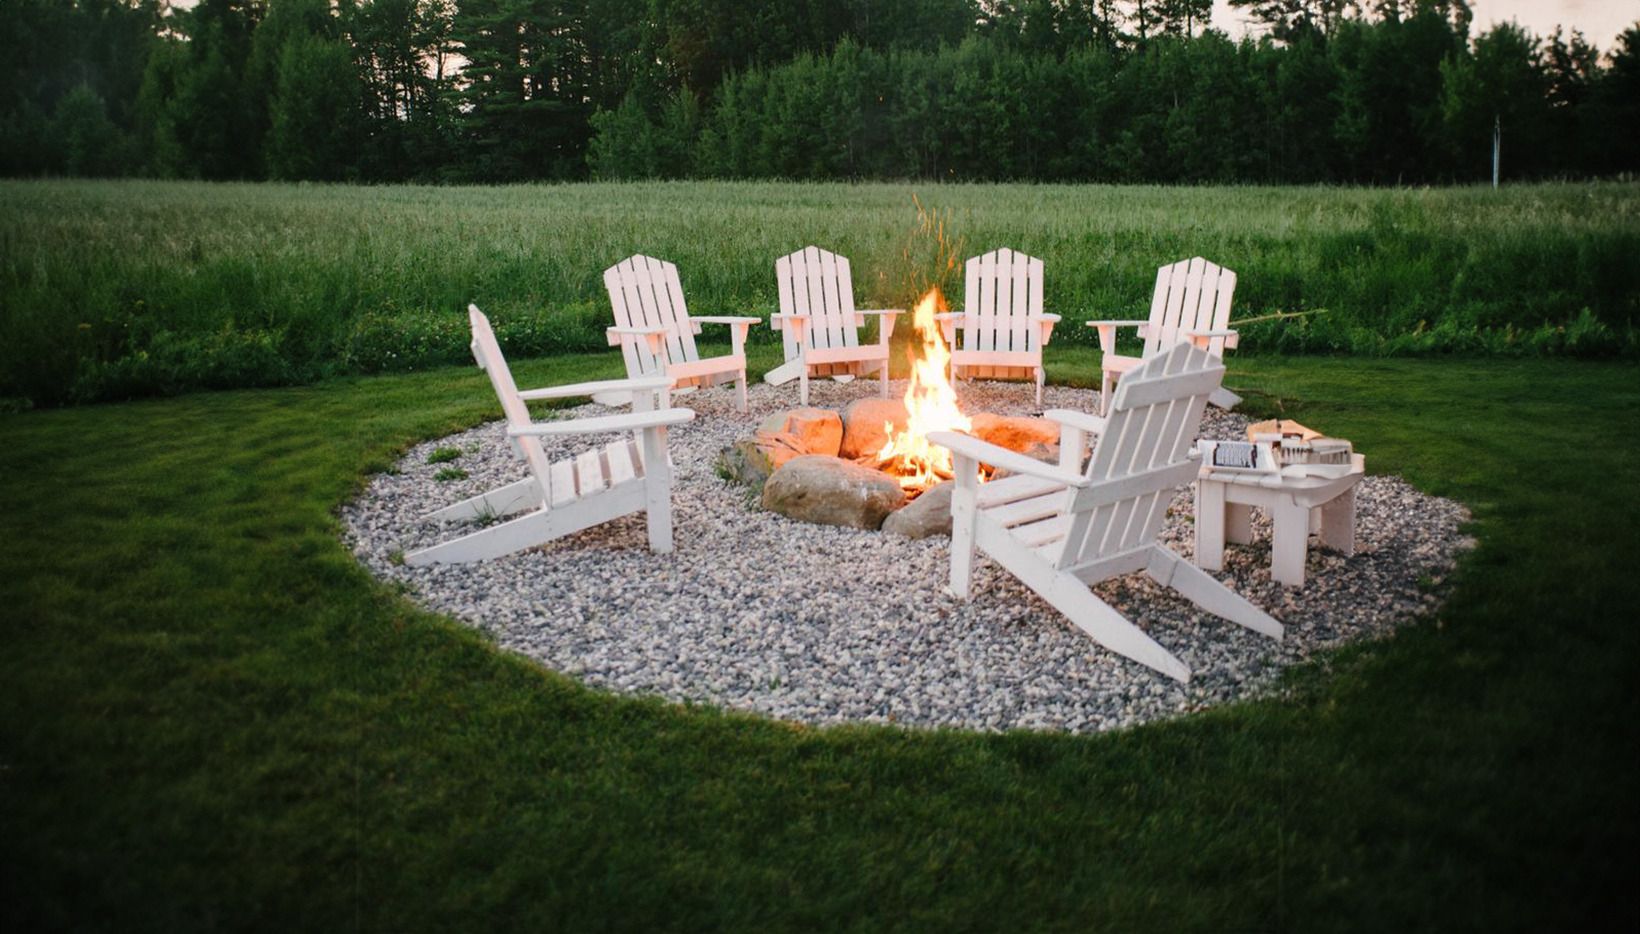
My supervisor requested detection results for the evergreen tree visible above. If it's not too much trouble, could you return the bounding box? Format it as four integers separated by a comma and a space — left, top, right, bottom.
1542, 27, 1600, 173
587, 92, 660, 178
1441, 22, 1551, 181
0, 0, 161, 175
1229, 0, 1357, 42
1329, 3, 1464, 182
266, 33, 363, 179
1590, 25, 1640, 176
161, 0, 264, 178
351, 0, 459, 179
452, 0, 594, 180
50, 83, 125, 175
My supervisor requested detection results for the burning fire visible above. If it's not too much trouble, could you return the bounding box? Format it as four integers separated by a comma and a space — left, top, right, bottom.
877, 288, 971, 492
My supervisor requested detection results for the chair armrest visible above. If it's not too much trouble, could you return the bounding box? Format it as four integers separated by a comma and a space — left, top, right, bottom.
1183, 327, 1240, 350
509, 408, 694, 436
517, 376, 673, 401
927, 431, 1089, 487
770, 313, 807, 335
692, 316, 762, 326
606, 325, 668, 348
1087, 319, 1150, 355
692, 316, 758, 355
853, 309, 901, 343
1042, 409, 1107, 436
1037, 314, 1062, 345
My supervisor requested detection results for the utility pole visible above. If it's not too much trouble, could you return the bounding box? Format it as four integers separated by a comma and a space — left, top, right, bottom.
1492, 115, 1501, 189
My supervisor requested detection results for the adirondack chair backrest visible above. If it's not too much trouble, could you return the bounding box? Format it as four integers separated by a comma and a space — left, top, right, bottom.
1052, 341, 1223, 569
1143, 257, 1237, 358
775, 246, 860, 359
604, 254, 702, 376
961, 248, 1045, 354
468, 306, 553, 497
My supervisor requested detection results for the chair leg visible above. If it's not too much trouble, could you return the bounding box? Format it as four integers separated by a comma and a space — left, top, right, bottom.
1050, 577, 1192, 682
642, 426, 674, 552
1208, 386, 1242, 410
973, 525, 1191, 680
1147, 546, 1282, 640
948, 467, 980, 599
405, 509, 557, 566
880, 359, 890, 398
1099, 371, 1114, 417
421, 476, 543, 522
1035, 366, 1045, 408
799, 368, 809, 406
735, 370, 748, 413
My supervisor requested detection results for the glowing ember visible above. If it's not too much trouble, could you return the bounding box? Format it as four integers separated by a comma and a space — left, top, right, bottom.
876, 288, 971, 492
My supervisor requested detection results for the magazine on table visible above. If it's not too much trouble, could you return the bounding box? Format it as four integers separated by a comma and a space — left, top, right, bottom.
1198, 440, 1280, 475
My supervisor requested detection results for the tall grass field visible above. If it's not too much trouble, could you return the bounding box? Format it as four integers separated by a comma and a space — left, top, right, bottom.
2, 179, 1637, 407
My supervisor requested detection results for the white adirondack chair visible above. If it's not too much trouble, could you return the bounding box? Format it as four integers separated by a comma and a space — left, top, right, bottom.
936, 248, 1061, 407
405, 305, 694, 566
601, 254, 760, 413
1088, 257, 1243, 416
765, 246, 902, 404
930, 341, 1281, 682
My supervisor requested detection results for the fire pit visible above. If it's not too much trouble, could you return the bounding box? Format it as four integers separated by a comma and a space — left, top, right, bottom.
718, 288, 1065, 536
718, 283, 1062, 534
341, 375, 1474, 733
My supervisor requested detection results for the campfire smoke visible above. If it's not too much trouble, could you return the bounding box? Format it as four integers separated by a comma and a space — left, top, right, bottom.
876, 287, 971, 492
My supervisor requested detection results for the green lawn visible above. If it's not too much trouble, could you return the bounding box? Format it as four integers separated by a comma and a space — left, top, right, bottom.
2, 349, 1637, 931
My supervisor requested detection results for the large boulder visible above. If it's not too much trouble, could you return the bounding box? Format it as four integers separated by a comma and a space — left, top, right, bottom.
762, 455, 907, 530
718, 407, 844, 488
758, 407, 842, 458
839, 397, 909, 461
715, 440, 781, 488
881, 481, 955, 539
969, 413, 1059, 453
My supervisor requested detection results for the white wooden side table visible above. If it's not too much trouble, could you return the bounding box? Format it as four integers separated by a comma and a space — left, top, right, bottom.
1194, 454, 1366, 587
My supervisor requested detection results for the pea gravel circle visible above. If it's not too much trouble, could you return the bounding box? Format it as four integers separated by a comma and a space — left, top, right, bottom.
341, 379, 1472, 734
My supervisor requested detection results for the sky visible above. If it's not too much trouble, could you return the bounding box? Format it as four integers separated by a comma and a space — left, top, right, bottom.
1210, 0, 1640, 48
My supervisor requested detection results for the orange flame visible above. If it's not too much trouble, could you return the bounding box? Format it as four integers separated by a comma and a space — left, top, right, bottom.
877, 287, 971, 492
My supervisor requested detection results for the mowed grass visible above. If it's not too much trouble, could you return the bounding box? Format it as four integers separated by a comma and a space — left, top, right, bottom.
2, 179, 1637, 407
2, 348, 1637, 930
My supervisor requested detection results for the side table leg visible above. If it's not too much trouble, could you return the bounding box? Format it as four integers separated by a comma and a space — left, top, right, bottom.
1271, 497, 1311, 587
1319, 486, 1357, 556
1195, 481, 1227, 571
1226, 503, 1254, 545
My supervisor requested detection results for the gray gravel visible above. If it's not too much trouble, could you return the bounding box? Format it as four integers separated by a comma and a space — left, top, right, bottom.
340, 379, 1473, 734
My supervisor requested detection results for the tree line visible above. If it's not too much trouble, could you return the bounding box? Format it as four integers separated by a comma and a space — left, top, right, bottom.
4, 0, 1638, 184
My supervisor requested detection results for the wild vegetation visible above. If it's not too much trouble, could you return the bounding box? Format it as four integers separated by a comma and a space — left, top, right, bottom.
5, 0, 1638, 185
2, 179, 1636, 408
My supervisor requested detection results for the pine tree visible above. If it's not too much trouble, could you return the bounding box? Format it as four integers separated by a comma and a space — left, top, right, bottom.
452, 0, 594, 180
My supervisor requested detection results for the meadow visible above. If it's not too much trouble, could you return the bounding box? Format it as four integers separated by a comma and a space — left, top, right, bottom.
2, 179, 1638, 407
